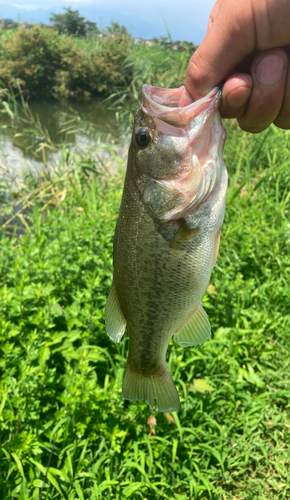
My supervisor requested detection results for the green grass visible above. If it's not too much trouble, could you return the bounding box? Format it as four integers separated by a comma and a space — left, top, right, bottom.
105, 43, 191, 125
0, 29, 17, 40
0, 119, 290, 499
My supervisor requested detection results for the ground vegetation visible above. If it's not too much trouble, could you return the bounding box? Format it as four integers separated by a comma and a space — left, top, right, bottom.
0, 90, 289, 499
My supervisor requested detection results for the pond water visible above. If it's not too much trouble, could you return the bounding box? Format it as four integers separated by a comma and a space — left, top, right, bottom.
0, 96, 128, 178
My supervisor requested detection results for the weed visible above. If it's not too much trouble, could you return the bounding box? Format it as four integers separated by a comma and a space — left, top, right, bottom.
0, 113, 289, 499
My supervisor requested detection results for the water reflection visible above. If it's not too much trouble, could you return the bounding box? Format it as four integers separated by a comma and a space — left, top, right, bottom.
0, 96, 122, 175
29, 97, 119, 142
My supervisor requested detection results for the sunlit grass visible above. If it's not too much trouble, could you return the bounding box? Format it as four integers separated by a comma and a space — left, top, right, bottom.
0, 98, 289, 499
106, 43, 191, 126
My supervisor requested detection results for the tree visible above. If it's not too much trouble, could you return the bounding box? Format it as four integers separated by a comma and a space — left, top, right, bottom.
49, 7, 98, 37
105, 22, 129, 36
85, 20, 99, 37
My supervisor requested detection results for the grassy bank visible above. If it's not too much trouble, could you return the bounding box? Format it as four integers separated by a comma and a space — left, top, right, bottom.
0, 113, 289, 499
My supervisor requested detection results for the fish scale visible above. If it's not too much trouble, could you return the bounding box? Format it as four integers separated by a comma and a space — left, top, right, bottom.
105, 84, 227, 412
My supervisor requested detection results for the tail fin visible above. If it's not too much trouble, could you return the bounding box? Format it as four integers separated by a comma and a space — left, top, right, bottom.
122, 362, 180, 413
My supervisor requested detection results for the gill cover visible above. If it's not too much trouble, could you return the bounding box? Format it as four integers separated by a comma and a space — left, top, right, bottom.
135, 84, 226, 221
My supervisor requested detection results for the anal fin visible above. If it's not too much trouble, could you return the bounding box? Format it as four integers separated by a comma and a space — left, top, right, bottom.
174, 303, 211, 347
105, 282, 127, 343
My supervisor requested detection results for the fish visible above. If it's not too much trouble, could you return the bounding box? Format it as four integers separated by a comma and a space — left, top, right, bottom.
105, 84, 227, 413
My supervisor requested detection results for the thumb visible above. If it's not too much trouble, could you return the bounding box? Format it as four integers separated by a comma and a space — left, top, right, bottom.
181, 0, 255, 103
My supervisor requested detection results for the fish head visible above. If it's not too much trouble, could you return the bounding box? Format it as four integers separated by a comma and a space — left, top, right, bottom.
128, 84, 226, 220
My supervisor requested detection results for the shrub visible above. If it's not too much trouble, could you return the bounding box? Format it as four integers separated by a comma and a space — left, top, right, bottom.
0, 27, 80, 98
52, 33, 133, 99
0, 27, 132, 99
89, 33, 133, 93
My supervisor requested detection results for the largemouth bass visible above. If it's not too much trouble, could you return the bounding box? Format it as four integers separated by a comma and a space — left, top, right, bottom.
105, 84, 227, 413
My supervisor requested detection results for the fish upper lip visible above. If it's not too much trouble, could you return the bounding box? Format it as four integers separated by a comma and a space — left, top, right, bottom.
141, 84, 222, 126
142, 84, 221, 111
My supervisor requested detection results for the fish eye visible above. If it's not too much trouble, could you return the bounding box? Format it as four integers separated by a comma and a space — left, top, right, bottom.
135, 128, 152, 148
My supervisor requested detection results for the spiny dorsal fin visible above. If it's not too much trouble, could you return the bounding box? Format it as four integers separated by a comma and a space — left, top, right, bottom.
105, 282, 127, 343
173, 303, 211, 347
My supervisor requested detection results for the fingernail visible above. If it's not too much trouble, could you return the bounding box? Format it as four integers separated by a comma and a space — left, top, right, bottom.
226, 86, 251, 108
255, 55, 285, 84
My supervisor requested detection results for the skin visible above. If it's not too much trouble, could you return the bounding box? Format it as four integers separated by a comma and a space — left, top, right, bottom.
179, 0, 290, 133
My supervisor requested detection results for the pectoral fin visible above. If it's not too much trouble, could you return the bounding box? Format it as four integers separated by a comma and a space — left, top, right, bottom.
105, 282, 127, 343
212, 228, 221, 268
173, 303, 211, 347
168, 224, 200, 264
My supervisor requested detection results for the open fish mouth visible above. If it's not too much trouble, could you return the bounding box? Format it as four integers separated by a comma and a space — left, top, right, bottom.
141, 84, 222, 129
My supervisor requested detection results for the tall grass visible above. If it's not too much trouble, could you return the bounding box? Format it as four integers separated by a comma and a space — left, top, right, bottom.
107, 43, 191, 125
0, 89, 289, 499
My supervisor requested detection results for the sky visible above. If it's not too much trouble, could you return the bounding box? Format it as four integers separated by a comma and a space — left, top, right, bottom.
0, 0, 216, 44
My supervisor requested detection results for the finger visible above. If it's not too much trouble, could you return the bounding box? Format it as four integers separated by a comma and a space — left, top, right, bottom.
274, 48, 290, 129
184, 0, 255, 101
219, 73, 253, 118
238, 49, 288, 133
207, 0, 221, 31
179, 87, 194, 107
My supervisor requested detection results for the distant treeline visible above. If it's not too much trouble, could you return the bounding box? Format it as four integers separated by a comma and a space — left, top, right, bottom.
0, 8, 197, 101
0, 8, 129, 37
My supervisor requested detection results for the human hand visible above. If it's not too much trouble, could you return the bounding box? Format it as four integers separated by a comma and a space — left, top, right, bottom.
179, 0, 290, 132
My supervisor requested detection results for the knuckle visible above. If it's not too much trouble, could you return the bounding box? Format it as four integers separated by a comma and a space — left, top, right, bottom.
186, 51, 204, 82
185, 50, 210, 99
